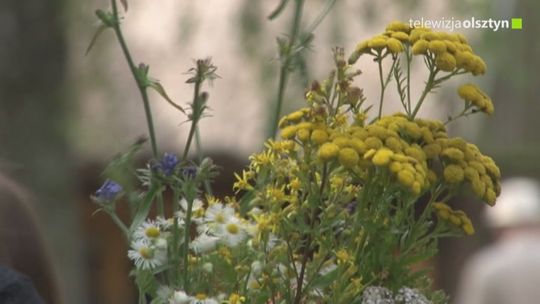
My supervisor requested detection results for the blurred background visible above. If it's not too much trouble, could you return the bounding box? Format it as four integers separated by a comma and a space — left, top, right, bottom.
0, 0, 538, 303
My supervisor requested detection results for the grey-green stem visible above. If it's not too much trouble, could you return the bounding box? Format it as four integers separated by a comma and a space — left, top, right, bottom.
110, 0, 158, 157
269, 0, 305, 139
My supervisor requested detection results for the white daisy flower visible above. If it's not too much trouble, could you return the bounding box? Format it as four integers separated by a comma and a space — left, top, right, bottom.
251, 261, 263, 276
173, 211, 187, 226
248, 206, 263, 218
127, 240, 166, 270
169, 290, 191, 304
202, 262, 213, 273
204, 204, 237, 235
204, 203, 235, 224
179, 198, 204, 213
156, 285, 173, 303
156, 216, 175, 230
217, 216, 247, 247
191, 298, 219, 304
133, 219, 162, 242
190, 233, 219, 254
155, 237, 168, 250
179, 198, 205, 224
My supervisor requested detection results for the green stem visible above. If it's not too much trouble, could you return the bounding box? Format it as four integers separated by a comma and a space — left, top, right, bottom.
375, 55, 398, 120
138, 286, 145, 304
106, 209, 130, 238
406, 46, 412, 114
269, 0, 305, 139
293, 162, 328, 303
182, 122, 197, 161
171, 189, 181, 285
183, 198, 194, 292
156, 191, 164, 218
110, 0, 158, 157
182, 80, 201, 160
195, 128, 213, 195
410, 68, 437, 119
444, 105, 474, 126
294, 238, 310, 304
376, 57, 385, 119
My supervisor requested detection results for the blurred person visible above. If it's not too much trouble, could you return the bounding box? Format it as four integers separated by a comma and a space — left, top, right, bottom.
455, 177, 540, 304
0, 172, 62, 303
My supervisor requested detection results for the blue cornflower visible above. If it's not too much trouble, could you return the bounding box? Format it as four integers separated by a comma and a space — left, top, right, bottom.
95, 179, 122, 202
159, 153, 179, 176
182, 166, 197, 179
346, 202, 356, 214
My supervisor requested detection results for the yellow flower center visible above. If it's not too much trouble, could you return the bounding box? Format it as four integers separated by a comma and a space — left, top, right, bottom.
226, 223, 240, 235
215, 213, 225, 223
145, 226, 160, 238
138, 247, 153, 259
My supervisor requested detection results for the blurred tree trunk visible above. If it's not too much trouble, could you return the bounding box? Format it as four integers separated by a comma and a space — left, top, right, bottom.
0, 0, 87, 303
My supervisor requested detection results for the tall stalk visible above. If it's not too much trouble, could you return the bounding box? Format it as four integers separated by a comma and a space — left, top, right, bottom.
269, 0, 305, 139
110, 0, 158, 157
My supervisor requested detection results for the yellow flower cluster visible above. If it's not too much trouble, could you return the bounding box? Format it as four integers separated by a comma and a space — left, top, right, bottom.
348, 21, 411, 62
410, 27, 486, 75
433, 202, 475, 235
228, 293, 246, 304
276, 105, 502, 203
458, 83, 494, 115
359, 116, 438, 195
278, 107, 332, 145
349, 21, 487, 76
430, 137, 500, 205
281, 112, 435, 195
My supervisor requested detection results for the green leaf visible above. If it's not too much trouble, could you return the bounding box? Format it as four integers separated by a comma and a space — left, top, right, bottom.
305, 0, 337, 33
95, 9, 116, 27
85, 24, 109, 55
103, 137, 146, 185
135, 269, 159, 296
148, 81, 186, 114
311, 266, 339, 289
402, 247, 438, 266
268, 0, 290, 20
130, 184, 160, 232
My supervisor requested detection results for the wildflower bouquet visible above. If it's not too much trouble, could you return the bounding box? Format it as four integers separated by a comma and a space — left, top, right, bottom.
90, 1, 500, 303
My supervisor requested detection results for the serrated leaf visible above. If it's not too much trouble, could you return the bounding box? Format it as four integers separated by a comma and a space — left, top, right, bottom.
85, 24, 108, 56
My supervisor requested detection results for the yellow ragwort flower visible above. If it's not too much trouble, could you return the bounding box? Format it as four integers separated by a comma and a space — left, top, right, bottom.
372, 148, 394, 166
435, 52, 457, 71
444, 164, 465, 183
318, 142, 340, 161
311, 129, 329, 145
428, 40, 447, 54
339, 148, 360, 168
368, 36, 388, 50
386, 21, 412, 33
280, 125, 298, 140
386, 38, 404, 54
397, 169, 415, 187
411, 40, 429, 55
